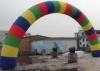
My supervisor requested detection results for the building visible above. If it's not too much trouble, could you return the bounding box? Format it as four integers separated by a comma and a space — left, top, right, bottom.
18, 36, 32, 65
0, 31, 77, 65
0, 31, 7, 46
17, 35, 76, 54
76, 30, 100, 52
30, 35, 77, 54
0, 31, 8, 54
16, 35, 76, 55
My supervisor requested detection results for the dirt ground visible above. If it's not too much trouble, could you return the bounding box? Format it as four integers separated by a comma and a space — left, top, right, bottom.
0, 53, 99, 71
14, 53, 100, 71
78, 54, 100, 71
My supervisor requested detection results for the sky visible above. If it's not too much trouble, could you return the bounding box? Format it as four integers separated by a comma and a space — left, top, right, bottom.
0, 0, 100, 37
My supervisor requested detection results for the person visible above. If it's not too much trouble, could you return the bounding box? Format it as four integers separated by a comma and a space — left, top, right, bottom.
67, 47, 78, 71
41, 48, 46, 55
51, 47, 58, 58
51, 42, 59, 58
68, 47, 78, 63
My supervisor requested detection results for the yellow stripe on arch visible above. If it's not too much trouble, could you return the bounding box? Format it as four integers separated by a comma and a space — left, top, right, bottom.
21, 10, 36, 25
59, 2, 67, 13
1, 45, 19, 57
57, 0, 67, 2
83, 22, 93, 31
91, 43, 100, 51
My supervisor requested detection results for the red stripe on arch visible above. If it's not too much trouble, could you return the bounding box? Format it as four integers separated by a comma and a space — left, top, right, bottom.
8, 24, 25, 39
64, 3, 72, 15
36, 2, 48, 16
87, 32, 97, 42
76, 13, 86, 24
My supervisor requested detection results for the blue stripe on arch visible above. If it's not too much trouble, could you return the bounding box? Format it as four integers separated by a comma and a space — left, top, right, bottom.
0, 56, 16, 69
73, 10, 82, 20
14, 16, 30, 31
92, 50, 100, 57
44, 1, 55, 14
85, 27, 95, 35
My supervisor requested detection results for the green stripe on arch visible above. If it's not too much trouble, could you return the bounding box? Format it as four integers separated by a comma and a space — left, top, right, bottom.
52, 1, 60, 12
81, 18, 89, 27
69, 6, 77, 17
4, 34, 21, 48
90, 39, 99, 45
29, 6, 41, 20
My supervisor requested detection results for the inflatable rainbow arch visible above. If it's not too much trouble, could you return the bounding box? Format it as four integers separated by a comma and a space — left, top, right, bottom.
0, 1, 100, 69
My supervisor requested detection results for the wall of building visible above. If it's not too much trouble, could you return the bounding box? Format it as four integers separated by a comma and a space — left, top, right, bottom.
0, 31, 7, 46
18, 37, 32, 65
19, 37, 31, 52
76, 30, 100, 51
0, 31, 7, 55
31, 38, 76, 54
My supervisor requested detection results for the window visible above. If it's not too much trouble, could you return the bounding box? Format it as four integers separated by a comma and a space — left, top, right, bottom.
83, 44, 85, 47
82, 32, 85, 36
87, 44, 89, 47
83, 39, 85, 42
79, 41, 81, 45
